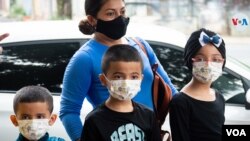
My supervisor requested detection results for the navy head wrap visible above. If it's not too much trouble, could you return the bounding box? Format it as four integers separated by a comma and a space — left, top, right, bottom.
184, 28, 226, 70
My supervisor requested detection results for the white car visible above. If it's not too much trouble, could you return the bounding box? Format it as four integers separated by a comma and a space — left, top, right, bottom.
0, 21, 250, 141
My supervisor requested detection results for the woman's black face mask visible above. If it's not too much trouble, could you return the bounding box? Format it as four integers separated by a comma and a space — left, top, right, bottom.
96, 16, 130, 40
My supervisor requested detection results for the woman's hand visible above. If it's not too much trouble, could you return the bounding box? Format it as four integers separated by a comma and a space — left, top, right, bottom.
0, 33, 9, 55
0, 33, 9, 42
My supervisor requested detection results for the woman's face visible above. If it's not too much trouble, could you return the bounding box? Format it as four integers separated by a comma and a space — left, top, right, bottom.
96, 0, 126, 21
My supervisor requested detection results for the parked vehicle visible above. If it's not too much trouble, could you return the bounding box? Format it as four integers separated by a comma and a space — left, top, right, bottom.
1, 21, 250, 140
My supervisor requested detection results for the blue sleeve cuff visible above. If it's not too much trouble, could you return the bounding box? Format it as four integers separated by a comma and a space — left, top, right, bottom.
60, 114, 83, 141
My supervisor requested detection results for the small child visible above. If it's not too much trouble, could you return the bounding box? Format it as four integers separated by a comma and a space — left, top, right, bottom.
80, 44, 162, 141
169, 28, 226, 141
10, 85, 65, 141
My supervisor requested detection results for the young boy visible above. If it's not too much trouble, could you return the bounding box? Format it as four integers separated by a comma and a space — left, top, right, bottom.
80, 44, 162, 141
10, 85, 65, 141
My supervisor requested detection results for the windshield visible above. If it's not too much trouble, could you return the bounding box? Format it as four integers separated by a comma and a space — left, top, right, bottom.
227, 56, 250, 80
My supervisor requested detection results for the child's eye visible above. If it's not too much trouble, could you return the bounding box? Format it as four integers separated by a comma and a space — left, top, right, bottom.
212, 58, 224, 63
131, 75, 139, 80
21, 115, 31, 120
36, 114, 46, 119
113, 75, 123, 80
37, 114, 46, 119
192, 57, 205, 62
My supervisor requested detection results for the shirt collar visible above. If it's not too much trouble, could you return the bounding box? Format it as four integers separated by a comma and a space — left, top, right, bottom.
16, 133, 49, 141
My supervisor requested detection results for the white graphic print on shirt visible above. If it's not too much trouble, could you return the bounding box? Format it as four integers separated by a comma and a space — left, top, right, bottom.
110, 123, 145, 141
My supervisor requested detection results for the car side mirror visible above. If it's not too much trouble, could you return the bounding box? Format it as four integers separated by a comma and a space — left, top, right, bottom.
246, 89, 250, 109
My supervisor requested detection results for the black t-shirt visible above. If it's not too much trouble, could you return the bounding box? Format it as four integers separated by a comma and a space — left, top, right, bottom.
80, 101, 161, 141
169, 91, 225, 141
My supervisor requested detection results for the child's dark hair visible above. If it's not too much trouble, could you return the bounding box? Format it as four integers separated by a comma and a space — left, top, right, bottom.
101, 44, 143, 74
13, 86, 53, 114
79, 0, 125, 35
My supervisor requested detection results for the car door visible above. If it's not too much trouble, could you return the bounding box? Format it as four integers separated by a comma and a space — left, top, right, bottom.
147, 40, 250, 125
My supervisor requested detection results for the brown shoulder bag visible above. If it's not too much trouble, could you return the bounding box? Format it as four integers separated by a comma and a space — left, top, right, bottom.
132, 38, 172, 141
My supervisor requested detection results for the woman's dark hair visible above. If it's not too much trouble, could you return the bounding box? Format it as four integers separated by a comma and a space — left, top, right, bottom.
85, 0, 107, 17
79, 0, 125, 35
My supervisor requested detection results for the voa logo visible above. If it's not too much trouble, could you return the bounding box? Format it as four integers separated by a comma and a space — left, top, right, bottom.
226, 129, 246, 136
231, 13, 249, 31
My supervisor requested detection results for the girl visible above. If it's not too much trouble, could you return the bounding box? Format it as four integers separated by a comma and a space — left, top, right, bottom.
169, 28, 226, 141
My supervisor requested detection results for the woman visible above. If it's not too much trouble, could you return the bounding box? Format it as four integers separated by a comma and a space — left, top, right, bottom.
169, 28, 226, 141
59, 0, 177, 140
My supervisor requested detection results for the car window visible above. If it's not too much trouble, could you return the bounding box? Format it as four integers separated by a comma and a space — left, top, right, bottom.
0, 40, 85, 94
149, 41, 245, 105
149, 41, 191, 90
213, 70, 245, 105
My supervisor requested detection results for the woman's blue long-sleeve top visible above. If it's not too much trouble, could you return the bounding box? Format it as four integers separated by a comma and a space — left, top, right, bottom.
59, 37, 177, 141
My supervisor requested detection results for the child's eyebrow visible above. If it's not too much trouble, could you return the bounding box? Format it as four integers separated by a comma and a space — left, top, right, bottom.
195, 54, 222, 57
20, 113, 30, 117
36, 113, 46, 116
131, 72, 140, 75
112, 72, 124, 75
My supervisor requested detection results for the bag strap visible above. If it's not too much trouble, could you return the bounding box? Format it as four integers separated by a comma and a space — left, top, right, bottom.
131, 37, 159, 72
131, 37, 149, 58
131, 37, 171, 141
131, 37, 158, 106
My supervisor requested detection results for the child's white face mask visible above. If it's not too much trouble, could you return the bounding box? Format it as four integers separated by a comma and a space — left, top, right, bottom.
18, 119, 49, 140
192, 61, 223, 83
105, 75, 142, 100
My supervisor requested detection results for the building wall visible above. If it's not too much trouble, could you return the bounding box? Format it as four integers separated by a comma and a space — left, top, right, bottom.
72, 0, 85, 20
30, 0, 57, 20
0, 0, 10, 16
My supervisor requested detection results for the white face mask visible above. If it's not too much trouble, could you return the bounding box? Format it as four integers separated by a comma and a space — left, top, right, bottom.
18, 119, 49, 140
105, 76, 142, 100
192, 61, 223, 83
